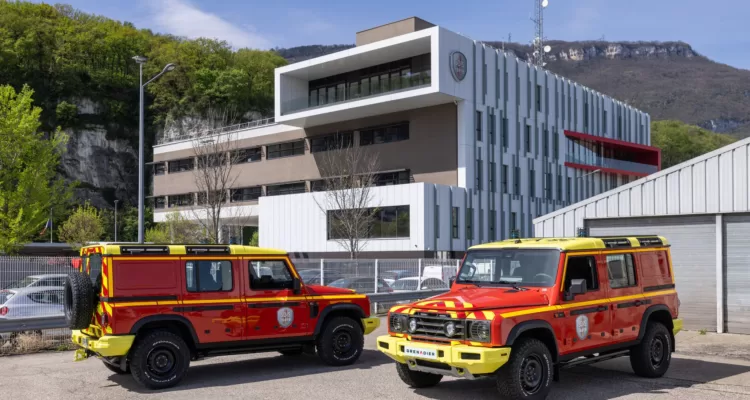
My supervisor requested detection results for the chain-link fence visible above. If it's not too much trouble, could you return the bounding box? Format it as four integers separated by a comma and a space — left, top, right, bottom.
0, 256, 77, 354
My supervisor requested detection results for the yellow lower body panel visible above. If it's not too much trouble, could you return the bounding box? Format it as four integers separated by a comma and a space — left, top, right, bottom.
71, 330, 135, 358
673, 318, 683, 336
376, 335, 511, 377
362, 317, 381, 335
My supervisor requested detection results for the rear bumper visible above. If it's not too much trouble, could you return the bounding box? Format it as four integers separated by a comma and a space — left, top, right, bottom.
376, 335, 511, 378
673, 318, 683, 336
71, 330, 134, 357
362, 317, 380, 335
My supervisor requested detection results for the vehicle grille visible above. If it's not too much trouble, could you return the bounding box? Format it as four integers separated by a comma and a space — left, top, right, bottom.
411, 312, 466, 340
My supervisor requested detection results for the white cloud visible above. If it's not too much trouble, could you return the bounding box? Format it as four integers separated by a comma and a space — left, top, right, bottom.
147, 0, 271, 49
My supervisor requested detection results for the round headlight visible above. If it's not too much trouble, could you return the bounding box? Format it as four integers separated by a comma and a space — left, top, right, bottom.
469, 320, 491, 342
391, 315, 404, 332
444, 321, 457, 337
408, 318, 418, 333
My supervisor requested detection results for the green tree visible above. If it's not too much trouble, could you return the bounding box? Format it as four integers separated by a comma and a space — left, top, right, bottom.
248, 230, 259, 246
146, 212, 203, 244
652, 120, 737, 169
58, 202, 104, 249
0, 84, 71, 254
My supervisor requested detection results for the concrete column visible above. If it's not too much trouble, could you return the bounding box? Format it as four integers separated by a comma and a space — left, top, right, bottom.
716, 214, 725, 333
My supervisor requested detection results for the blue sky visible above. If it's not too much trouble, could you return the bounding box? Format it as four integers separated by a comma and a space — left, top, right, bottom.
42, 0, 750, 70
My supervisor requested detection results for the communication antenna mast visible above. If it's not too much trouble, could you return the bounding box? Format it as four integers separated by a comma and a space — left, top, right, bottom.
531, 0, 551, 67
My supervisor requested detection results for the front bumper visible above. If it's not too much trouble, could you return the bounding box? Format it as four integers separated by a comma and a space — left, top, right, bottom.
362, 317, 380, 335
376, 335, 511, 378
71, 330, 135, 358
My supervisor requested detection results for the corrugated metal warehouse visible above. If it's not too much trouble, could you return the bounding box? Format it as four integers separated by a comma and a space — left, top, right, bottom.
533, 136, 750, 334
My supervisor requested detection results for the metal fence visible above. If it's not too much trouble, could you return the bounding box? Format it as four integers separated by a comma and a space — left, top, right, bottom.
0, 256, 461, 354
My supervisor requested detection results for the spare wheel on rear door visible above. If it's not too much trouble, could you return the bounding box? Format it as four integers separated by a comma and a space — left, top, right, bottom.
64, 271, 96, 330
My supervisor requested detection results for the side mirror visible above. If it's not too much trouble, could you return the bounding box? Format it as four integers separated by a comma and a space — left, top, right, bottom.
449, 277, 456, 288
565, 279, 587, 301
292, 277, 302, 294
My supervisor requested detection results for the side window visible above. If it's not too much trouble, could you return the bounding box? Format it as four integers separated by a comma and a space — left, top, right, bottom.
564, 256, 599, 293
89, 254, 102, 286
606, 254, 637, 289
185, 260, 233, 292
249, 260, 294, 290
638, 252, 659, 278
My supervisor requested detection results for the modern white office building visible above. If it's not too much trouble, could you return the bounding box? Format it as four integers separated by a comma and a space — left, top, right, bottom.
532, 135, 750, 335
151, 17, 657, 258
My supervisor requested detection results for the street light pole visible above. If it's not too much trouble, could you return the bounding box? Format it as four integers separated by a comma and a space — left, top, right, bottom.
132, 56, 176, 244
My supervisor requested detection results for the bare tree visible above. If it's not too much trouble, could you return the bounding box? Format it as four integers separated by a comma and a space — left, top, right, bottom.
313, 133, 381, 259
188, 107, 253, 243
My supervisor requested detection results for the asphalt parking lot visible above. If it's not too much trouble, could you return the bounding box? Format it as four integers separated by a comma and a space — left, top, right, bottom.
1, 318, 750, 399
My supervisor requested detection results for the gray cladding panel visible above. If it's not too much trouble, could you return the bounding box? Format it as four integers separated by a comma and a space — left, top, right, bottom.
587, 215, 717, 331
725, 214, 750, 334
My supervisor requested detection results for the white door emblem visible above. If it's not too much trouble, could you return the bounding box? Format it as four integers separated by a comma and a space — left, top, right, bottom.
575, 315, 589, 340
277, 307, 294, 329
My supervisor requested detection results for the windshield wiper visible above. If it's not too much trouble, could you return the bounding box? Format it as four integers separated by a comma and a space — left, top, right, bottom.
456, 279, 482, 286
496, 280, 528, 291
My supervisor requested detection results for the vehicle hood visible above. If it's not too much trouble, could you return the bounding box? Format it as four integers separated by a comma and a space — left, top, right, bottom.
305, 284, 360, 296
407, 287, 552, 312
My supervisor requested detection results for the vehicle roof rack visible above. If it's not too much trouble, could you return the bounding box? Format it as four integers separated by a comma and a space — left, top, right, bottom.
120, 245, 171, 255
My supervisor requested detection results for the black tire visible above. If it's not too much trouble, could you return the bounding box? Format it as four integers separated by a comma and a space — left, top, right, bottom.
102, 360, 129, 374
395, 362, 443, 388
130, 331, 191, 390
279, 348, 304, 356
64, 271, 95, 330
316, 316, 364, 366
496, 338, 553, 400
630, 321, 672, 378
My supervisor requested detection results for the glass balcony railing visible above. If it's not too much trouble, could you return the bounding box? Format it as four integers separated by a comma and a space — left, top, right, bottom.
281, 70, 432, 115
566, 155, 658, 175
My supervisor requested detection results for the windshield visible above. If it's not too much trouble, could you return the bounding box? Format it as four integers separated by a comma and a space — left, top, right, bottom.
391, 280, 418, 290
457, 249, 561, 287
4, 277, 38, 289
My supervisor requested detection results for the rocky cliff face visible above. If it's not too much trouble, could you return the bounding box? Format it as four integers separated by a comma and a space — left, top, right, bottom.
491, 41, 699, 62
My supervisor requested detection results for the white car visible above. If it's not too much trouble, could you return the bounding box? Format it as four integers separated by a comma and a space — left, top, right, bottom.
390, 277, 449, 292
0, 286, 65, 344
2, 274, 69, 290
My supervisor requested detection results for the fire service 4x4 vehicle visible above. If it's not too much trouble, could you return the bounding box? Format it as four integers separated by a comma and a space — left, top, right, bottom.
377, 235, 682, 399
64, 244, 380, 389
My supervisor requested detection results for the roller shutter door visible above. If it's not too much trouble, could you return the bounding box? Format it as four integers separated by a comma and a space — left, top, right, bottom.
587, 216, 717, 332
724, 215, 750, 334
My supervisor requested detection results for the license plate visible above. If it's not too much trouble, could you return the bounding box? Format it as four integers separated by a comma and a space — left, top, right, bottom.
403, 346, 438, 360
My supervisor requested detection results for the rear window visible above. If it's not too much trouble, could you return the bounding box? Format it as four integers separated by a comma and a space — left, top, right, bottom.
1, 291, 14, 305
3, 277, 38, 289
639, 251, 672, 278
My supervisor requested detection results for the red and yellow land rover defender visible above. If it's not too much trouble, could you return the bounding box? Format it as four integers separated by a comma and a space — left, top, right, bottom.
377, 235, 682, 399
64, 244, 380, 389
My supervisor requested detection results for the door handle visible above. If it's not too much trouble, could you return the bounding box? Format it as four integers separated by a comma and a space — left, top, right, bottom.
634, 300, 643, 307
597, 305, 607, 312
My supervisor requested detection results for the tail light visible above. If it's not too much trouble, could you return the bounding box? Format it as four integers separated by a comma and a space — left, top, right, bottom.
0, 306, 8, 316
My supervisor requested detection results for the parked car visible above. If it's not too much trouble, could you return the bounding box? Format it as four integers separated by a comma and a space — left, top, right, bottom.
390, 277, 449, 292
2, 274, 69, 290
297, 269, 345, 286
328, 277, 393, 293
0, 286, 65, 344
380, 269, 419, 286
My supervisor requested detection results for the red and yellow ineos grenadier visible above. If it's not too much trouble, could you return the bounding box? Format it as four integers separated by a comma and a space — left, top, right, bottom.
377, 235, 682, 399
64, 244, 379, 389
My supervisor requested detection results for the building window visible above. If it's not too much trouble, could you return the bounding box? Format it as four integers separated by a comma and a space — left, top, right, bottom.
153, 163, 166, 176
374, 170, 410, 186
233, 147, 261, 164
543, 128, 549, 157
483, 63, 487, 95
310, 132, 353, 153
489, 114, 496, 145
168, 158, 194, 173
502, 165, 508, 193
516, 75, 520, 106
557, 174, 562, 200
327, 205, 410, 239
553, 131, 559, 159
168, 194, 194, 208
435, 204, 439, 239
567, 177, 572, 202
360, 122, 409, 145
525, 125, 531, 153
502, 118, 509, 149
610, 173, 617, 189
476, 157, 483, 190
185, 260, 233, 292
603, 110, 608, 134
584, 98, 589, 131
544, 172, 552, 200
510, 211, 517, 231
267, 140, 305, 159
489, 210, 496, 241
197, 190, 226, 206
451, 207, 459, 239
529, 168, 536, 197
230, 186, 262, 202
152, 197, 166, 209
490, 162, 497, 192
618, 115, 623, 139
536, 84, 542, 112
310, 180, 326, 192
606, 254, 638, 289
479, 209, 484, 242
513, 166, 520, 195
266, 182, 306, 196
466, 208, 473, 240
475, 111, 482, 141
